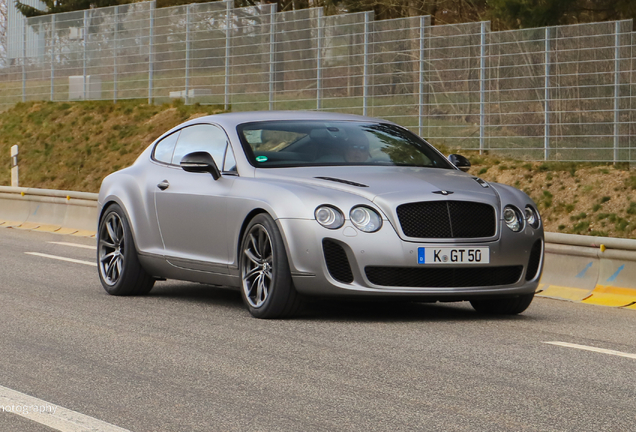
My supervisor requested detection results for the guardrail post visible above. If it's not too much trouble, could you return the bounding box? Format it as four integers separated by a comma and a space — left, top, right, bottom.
362, 12, 371, 116
316, 8, 323, 111
418, 16, 426, 137
268, 4, 276, 111
148, 1, 155, 104
613, 21, 620, 164
83, 10, 88, 100
544, 26, 551, 161
479, 21, 486, 154
50, 15, 55, 101
114, 6, 118, 103
224, 1, 231, 110
11, 145, 18, 187
185, 4, 191, 105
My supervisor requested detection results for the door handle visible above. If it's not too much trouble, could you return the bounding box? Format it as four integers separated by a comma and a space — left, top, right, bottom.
157, 180, 170, 190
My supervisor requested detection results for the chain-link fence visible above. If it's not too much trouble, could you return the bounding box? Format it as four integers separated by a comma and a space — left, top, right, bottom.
2, 0, 635, 162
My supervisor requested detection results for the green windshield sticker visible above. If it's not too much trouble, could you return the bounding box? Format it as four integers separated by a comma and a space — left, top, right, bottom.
255, 156, 268, 162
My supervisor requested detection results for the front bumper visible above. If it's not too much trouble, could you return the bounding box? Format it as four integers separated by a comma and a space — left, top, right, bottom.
277, 218, 543, 298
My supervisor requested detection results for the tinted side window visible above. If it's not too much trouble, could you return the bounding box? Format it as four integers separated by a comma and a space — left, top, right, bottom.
171, 124, 228, 167
153, 131, 180, 164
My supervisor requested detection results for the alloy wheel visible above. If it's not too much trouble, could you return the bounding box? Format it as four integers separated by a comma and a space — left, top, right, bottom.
99, 212, 125, 286
241, 224, 273, 308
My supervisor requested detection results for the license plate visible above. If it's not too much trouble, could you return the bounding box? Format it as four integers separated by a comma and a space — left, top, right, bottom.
417, 247, 490, 264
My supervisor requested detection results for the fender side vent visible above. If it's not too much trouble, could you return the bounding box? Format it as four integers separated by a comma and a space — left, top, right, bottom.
315, 177, 368, 188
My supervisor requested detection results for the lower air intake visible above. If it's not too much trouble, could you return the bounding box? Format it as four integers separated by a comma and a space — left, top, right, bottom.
322, 239, 354, 284
525, 240, 543, 281
365, 266, 523, 288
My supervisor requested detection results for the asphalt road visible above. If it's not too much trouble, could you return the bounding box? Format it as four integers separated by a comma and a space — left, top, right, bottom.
0, 227, 634, 432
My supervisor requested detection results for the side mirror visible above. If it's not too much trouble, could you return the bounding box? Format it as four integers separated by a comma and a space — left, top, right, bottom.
180, 151, 221, 180
448, 154, 471, 172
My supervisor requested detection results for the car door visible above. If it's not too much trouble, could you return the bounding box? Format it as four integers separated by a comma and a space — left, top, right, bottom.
154, 123, 236, 273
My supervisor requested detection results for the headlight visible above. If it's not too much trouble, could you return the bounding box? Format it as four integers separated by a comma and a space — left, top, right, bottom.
525, 206, 540, 229
503, 206, 523, 232
350, 206, 382, 233
315, 205, 344, 229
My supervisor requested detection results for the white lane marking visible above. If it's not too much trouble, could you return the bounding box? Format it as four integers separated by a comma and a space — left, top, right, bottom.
48, 241, 95, 250
25, 252, 96, 267
544, 341, 636, 360
0, 384, 131, 432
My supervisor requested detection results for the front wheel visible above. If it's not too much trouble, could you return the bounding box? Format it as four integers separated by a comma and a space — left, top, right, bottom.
470, 293, 534, 315
239, 214, 303, 319
97, 203, 155, 296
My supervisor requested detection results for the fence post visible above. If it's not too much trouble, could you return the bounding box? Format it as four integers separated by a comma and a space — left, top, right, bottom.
114, 6, 118, 103
83, 10, 88, 100
362, 11, 371, 116
185, 4, 191, 105
418, 16, 426, 137
22, 21, 26, 102
50, 15, 55, 101
479, 21, 486, 154
224, 1, 231, 110
316, 8, 323, 111
544, 27, 551, 161
613, 21, 620, 164
148, 1, 155, 104
268, 4, 276, 111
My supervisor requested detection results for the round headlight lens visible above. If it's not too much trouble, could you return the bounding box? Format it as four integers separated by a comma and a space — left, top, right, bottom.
525, 206, 540, 229
504, 206, 523, 232
315, 206, 344, 229
350, 206, 382, 233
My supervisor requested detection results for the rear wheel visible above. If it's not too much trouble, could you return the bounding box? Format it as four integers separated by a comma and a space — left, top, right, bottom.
470, 293, 534, 315
239, 214, 303, 319
97, 203, 154, 296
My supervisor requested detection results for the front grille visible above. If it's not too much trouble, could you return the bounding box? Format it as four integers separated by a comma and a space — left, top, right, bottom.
525, 239, 543, 281
365, 266, 523, 288
322, 239, 354, 283
396, 201, 496, 238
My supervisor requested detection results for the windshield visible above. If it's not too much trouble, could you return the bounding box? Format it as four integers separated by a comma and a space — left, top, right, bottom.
237, 121, 453, 169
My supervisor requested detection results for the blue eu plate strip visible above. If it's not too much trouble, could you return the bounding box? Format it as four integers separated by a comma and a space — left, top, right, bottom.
417, 247, 425, 264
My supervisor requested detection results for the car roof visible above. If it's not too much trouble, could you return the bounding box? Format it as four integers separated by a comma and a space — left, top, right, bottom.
180, 110, 392, 130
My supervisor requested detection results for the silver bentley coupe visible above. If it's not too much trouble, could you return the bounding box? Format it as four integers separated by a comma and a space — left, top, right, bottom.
97, 111, 544, 318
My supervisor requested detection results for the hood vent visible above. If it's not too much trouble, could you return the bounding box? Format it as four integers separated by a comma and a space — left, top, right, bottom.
473, 177, 490, 188
315, 176, 369, 188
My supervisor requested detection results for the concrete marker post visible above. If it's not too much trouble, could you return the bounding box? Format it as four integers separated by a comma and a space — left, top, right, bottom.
11, 145, 19, 187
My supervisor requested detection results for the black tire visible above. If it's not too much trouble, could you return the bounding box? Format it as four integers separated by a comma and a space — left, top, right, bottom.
470, 293, 534, 315
97, 203, 155, 296
239, 214, 303, 319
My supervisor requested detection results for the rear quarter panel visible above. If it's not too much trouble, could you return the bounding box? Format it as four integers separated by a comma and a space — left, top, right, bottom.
98, 156, 164, 257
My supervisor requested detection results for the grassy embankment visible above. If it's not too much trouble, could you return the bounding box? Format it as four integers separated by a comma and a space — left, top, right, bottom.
0, 100, 634, 238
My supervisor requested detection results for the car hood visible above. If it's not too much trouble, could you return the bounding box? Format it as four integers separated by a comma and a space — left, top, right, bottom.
254, 166, 499, 208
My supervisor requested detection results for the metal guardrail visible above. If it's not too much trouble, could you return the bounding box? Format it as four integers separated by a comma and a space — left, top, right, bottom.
3, 1, 636, 163
0, 185, 98, 202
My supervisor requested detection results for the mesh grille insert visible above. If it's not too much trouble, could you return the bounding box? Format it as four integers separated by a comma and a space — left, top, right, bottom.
323, 239, 354, 284
365, 266, 523, 288
525, 239, 543, 281
396, 201, 496, 238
